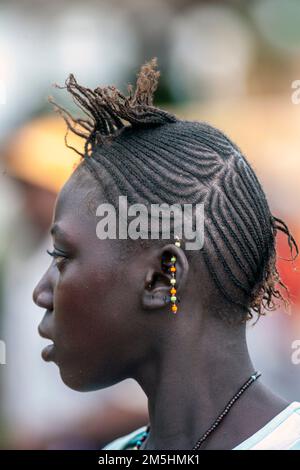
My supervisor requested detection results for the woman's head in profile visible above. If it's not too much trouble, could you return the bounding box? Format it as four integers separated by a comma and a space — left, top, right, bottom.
33, 59, 298, 395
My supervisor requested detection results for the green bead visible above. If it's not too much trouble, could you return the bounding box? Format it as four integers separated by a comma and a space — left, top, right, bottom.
171, 256, 176, 263
170, 296, 177, 302
170, 278, 176, 285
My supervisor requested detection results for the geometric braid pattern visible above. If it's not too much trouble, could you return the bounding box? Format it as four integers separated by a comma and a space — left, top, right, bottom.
84, 119, 274, 311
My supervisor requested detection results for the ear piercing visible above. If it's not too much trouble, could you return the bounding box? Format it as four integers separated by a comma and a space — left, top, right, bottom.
169, 238, 180, 314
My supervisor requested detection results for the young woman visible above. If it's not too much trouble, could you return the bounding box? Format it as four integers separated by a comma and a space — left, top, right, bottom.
33, 59, 300, 450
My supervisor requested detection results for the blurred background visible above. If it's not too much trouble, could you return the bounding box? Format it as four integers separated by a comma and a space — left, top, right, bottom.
0, 0, 300, 449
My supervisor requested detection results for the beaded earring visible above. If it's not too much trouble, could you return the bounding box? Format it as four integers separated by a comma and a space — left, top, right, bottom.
169, 237, 181, 314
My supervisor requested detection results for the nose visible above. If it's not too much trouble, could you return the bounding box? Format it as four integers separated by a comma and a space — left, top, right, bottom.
33, 268, 53, 311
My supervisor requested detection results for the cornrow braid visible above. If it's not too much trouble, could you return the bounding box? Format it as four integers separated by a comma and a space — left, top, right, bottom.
51, 58, 299, 322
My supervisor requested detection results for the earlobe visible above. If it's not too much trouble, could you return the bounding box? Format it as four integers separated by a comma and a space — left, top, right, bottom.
141, 240, 189, 313
142, 267, 171, 310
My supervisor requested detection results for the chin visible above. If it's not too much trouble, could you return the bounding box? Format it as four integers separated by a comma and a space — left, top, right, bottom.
58, 367, 93, 392
59, 366, 116, 392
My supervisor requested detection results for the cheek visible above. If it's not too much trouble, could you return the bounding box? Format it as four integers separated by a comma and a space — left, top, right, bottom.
55, 260, 115, 343
52, 258, 131, 388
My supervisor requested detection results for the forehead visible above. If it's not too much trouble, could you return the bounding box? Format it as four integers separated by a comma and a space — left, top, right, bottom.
53, 165, 103, 241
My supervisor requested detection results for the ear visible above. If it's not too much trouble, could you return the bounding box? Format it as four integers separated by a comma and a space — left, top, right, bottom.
141, 243, 189, 311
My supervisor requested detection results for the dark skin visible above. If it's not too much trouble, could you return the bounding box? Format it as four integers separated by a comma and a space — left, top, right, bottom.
33, 164, 288, 450
4, 174, 147, 449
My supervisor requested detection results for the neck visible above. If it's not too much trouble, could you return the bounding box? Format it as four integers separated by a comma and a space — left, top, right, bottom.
134, 311, 259, 450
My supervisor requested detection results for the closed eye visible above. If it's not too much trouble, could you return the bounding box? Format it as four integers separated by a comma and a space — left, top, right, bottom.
47, 249, 68, 269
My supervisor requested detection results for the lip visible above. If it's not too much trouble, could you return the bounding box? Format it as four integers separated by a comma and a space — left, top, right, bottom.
38, 313, 56, 362
41, 343, 55, 362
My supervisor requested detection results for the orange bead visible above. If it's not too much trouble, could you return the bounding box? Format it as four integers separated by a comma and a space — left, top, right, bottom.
170, 266, 176, 272
171, 305, 178, 313
170, 287, 176, 295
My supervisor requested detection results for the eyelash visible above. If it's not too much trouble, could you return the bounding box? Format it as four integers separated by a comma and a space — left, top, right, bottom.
47, 249, 68, 268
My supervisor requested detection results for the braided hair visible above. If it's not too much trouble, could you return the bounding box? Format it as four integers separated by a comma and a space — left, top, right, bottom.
50, 58, 298, 322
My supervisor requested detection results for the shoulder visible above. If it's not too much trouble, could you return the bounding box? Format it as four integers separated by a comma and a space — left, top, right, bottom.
102, 426, 148, 450
234, 402, 300, 450
103, 403, 300, 450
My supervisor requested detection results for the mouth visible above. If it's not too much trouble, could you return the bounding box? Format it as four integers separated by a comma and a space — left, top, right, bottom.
38, 315, 56, 362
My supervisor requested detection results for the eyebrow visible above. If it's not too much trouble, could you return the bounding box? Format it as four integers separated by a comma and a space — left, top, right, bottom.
50, 224, 75, 249
50, 224, 66, 238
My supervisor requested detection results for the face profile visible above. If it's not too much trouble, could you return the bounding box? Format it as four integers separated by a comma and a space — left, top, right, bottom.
34, 166, 148, 392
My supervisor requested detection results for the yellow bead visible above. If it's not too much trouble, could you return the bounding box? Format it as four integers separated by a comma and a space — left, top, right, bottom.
170, 266, 176, 272
171, 304, 178, 313
170, 288, 176, 295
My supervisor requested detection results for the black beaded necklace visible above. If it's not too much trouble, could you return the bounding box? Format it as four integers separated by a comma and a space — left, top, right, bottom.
134, 371, 261, 450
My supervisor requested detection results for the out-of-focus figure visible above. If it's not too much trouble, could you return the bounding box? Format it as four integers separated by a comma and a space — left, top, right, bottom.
0, 116, 148, 449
